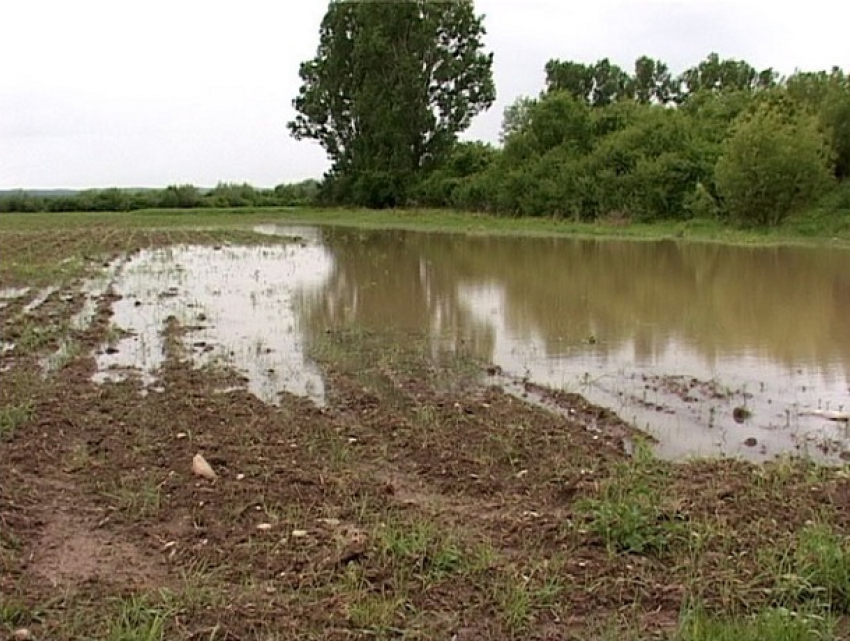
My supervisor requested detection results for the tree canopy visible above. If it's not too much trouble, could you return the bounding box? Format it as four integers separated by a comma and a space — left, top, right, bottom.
288, 0, 495, 208
412, 52, 850, 227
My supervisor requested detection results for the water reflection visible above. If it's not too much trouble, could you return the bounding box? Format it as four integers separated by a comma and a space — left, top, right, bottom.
90, 244, 331, 405
283, 226, 850, 462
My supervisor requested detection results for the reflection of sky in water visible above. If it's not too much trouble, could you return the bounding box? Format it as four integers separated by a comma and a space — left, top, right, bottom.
459, 283, 850, 462
92, 244, 332, 405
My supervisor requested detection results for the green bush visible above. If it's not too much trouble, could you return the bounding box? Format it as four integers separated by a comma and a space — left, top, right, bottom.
715, 104, 834, 226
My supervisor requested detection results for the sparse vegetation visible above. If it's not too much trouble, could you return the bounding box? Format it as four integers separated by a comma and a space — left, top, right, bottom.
0, 403, 33, 442
2, 210, 850, 640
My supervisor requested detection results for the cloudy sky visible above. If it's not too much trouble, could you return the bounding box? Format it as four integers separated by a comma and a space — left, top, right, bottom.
1, 0, 848, 190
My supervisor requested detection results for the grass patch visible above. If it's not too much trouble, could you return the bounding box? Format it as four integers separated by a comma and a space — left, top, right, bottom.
104, 474, 164, 519
346, 589, 406, 635
105, 593, 174, 641
766, 522, 850, 612
678, 605, 838, 640
0, 596, 36, 631
376, 518, 464, 582
573, 445, 685, 556
492, 566, 564, 635
0, 403, 34, 442
9, 317, 70, 355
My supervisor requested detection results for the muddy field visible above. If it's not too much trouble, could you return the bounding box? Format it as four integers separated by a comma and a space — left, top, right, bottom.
3, 212, 850, 640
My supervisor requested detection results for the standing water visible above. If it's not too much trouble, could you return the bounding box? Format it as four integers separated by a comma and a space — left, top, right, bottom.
81, 225, 850, 463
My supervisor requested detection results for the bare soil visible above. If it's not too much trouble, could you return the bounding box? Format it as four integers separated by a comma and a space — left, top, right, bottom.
2, 218, 850, 640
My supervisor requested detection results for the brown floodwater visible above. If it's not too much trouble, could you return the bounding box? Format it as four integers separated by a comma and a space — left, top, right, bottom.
72, 224, 850, 463
262, 224, 850, 463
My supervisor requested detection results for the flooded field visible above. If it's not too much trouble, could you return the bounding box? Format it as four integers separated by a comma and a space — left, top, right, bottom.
256, 225, 849, 463
4, 213, 850, 640
89, 243, 331, 404
7, 223, 847, 462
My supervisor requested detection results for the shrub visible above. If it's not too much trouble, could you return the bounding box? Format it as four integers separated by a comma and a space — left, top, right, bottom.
715, 104, 834, 226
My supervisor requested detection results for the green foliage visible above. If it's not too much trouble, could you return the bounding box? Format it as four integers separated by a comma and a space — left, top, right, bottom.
786, 68, 850, 178
715, 104, 834, 226
0, 180, 320, 213
289, 0, 495, 207
679, 52, 776, 99
413, 54, 848, 225
158, 184, 200, 209
545, 58, 632, 106
272, 179, 320, 206
632, 55, 675, 105
414, 141, 496, 207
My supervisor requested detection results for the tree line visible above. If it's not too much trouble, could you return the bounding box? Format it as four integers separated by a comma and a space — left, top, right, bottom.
415, 58, 850, 226
289, 1, 850, 226
0, 180, 319, 214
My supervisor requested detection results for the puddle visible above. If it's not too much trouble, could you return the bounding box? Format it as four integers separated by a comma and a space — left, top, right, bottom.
71, 264, 121, 332
40, 258, 126, 377
90, 244, 332, 404
458, 282, 850, 462
293, 227, 850, 464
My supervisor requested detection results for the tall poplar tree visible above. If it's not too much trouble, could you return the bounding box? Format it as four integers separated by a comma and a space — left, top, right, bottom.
289, 0, 495, 207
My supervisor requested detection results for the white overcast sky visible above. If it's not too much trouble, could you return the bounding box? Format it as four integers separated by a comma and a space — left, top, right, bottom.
1, 0, 848, 190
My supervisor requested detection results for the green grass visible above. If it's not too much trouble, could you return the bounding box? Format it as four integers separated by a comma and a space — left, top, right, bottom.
345, 589, 406, 635
105, 594, 173, 641
765, 522, 850, 612
491, 565, 564, 635
376, 518, 464, 582
573, 444, 685, 556
0, 595, 35, 631
104, 474, 164, 519
678, 606, 838, 641
0, 403, 34, 442
3, 205, 850, 247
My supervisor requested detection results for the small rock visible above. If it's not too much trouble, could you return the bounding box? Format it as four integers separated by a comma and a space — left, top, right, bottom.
256, 523, 273, 532
236, 473, 245, 481
318, 518, 341, 528
13, 629, 32, 641
192, 453, 217, 480
176, 432, 187, 440
744, 437, 758, 447
291, 529, 308, 538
